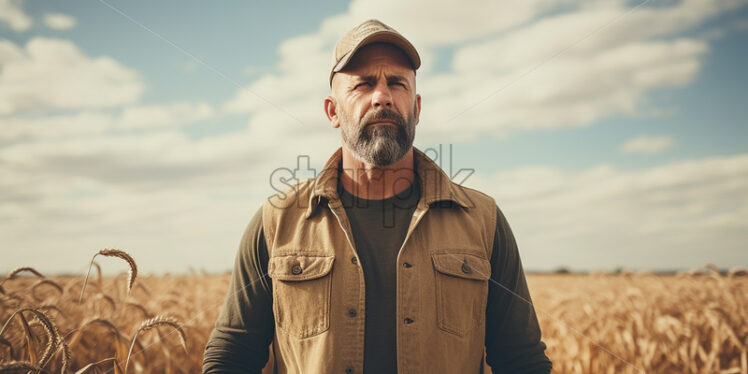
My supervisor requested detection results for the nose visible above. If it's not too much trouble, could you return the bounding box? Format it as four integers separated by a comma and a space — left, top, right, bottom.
371, 80, 393, 108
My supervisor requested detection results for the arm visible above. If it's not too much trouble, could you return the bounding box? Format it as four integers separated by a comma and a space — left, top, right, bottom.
202, 207, 274, 374
485, 205, 552, 373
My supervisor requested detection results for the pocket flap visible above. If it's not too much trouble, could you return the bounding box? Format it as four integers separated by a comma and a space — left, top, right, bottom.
431, 253, 491, 281
268, 254, 335, 281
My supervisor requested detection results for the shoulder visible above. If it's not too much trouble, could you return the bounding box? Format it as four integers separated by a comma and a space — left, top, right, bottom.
448, 181, 497, 226
240, 206, 266, 251
449, 182, 501, 257
453, 183, 496, 210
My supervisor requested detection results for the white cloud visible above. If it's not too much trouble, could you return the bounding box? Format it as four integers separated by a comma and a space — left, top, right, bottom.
0, 0, 31, 32
328, 0, 578, 48
467, 153, 748, 270
620, 135, 676, 154
43, 13, 77, 30
115, 102, 215, 130
222, 0, 744, 143
0, 102, 216, 141
0, 37, 144, 115
0, 111, 111, 140
419, 38, 707, 140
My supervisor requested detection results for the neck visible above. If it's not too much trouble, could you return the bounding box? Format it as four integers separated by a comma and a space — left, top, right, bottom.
340, 146, 415, 200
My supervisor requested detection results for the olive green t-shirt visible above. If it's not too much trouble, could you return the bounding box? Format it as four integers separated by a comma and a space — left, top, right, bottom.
337, 176, 421, 374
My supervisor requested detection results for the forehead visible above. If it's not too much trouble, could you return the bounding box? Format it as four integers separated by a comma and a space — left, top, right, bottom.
339, 43, 415, 78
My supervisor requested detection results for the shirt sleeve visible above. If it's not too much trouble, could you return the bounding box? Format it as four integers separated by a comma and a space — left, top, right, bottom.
485, 205, 552, 373
202, 207, 274, 374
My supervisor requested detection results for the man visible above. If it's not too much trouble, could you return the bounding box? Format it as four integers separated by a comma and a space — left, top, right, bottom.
203, 19, 551, 374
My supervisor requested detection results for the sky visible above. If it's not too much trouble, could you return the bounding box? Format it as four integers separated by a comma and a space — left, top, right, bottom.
1, 0, 747, 275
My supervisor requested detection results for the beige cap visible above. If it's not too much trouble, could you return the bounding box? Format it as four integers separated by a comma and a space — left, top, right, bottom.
329, 19, 421, 86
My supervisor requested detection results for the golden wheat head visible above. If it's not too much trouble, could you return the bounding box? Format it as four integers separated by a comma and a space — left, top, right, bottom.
124, 315, 187, 373
79, 248, 138, 303
1, 267, 44, 286
0, 308, 59, 371
0, 360, 48, 373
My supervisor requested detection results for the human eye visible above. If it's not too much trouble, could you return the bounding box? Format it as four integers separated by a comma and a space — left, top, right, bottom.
388, 80, 407, 88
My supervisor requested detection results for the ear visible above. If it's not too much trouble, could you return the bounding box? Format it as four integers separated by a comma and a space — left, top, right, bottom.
324, 96, 340, 128
414, 93, 422, 126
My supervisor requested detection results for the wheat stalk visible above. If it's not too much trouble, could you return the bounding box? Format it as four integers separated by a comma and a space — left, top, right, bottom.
92, 261, 103, 287
37, 305, 67, 321
92, 293, 116, 316
1, 267, 44, 286
0, 308, 59, 371
0, 336, 14, 359
31, 280, 64, 302
73, 357, 122, 374
124, 315, 187, 374
79, 249, 137, 303
124, 302, 151, 319
0, 360, 48, 373
57, 337, 71, 374
77, 317, 122, 338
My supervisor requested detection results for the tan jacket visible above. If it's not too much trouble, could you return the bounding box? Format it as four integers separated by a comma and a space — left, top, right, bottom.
262, 146, 497, 374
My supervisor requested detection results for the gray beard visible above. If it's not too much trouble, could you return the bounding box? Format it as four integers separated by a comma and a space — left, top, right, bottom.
339, 106, 416, 167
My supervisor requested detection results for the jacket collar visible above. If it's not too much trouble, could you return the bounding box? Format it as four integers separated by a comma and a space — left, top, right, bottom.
304, 146, 471, 219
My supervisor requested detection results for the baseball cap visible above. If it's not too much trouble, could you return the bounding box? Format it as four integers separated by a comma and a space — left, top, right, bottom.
329, 19, 421, 86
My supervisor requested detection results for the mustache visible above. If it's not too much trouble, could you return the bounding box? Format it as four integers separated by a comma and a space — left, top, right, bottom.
361, 108, 405, 127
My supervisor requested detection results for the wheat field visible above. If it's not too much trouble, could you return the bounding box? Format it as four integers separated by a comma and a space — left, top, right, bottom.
0, 251, 746, 374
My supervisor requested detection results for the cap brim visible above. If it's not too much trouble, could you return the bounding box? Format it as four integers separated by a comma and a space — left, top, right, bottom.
329, 31, 421, 85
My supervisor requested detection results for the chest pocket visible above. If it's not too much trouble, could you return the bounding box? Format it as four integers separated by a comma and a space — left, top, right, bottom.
431, 252, 491, 337
268, 254, 335, 338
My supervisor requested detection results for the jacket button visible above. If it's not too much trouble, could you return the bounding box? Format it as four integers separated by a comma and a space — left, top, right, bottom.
345, 368, 354, 374
461, 261, 472, 274
348, 309, 357, 318
351, 257, 358, 264
291, 264, 303, 275
402, 262, 412, 268
404, 317, 414, 324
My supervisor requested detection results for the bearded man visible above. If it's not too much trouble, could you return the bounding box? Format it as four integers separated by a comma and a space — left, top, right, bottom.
203, 19, 552, 374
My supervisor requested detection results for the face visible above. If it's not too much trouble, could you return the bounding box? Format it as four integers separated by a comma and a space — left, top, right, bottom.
326, 43, 421, 167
